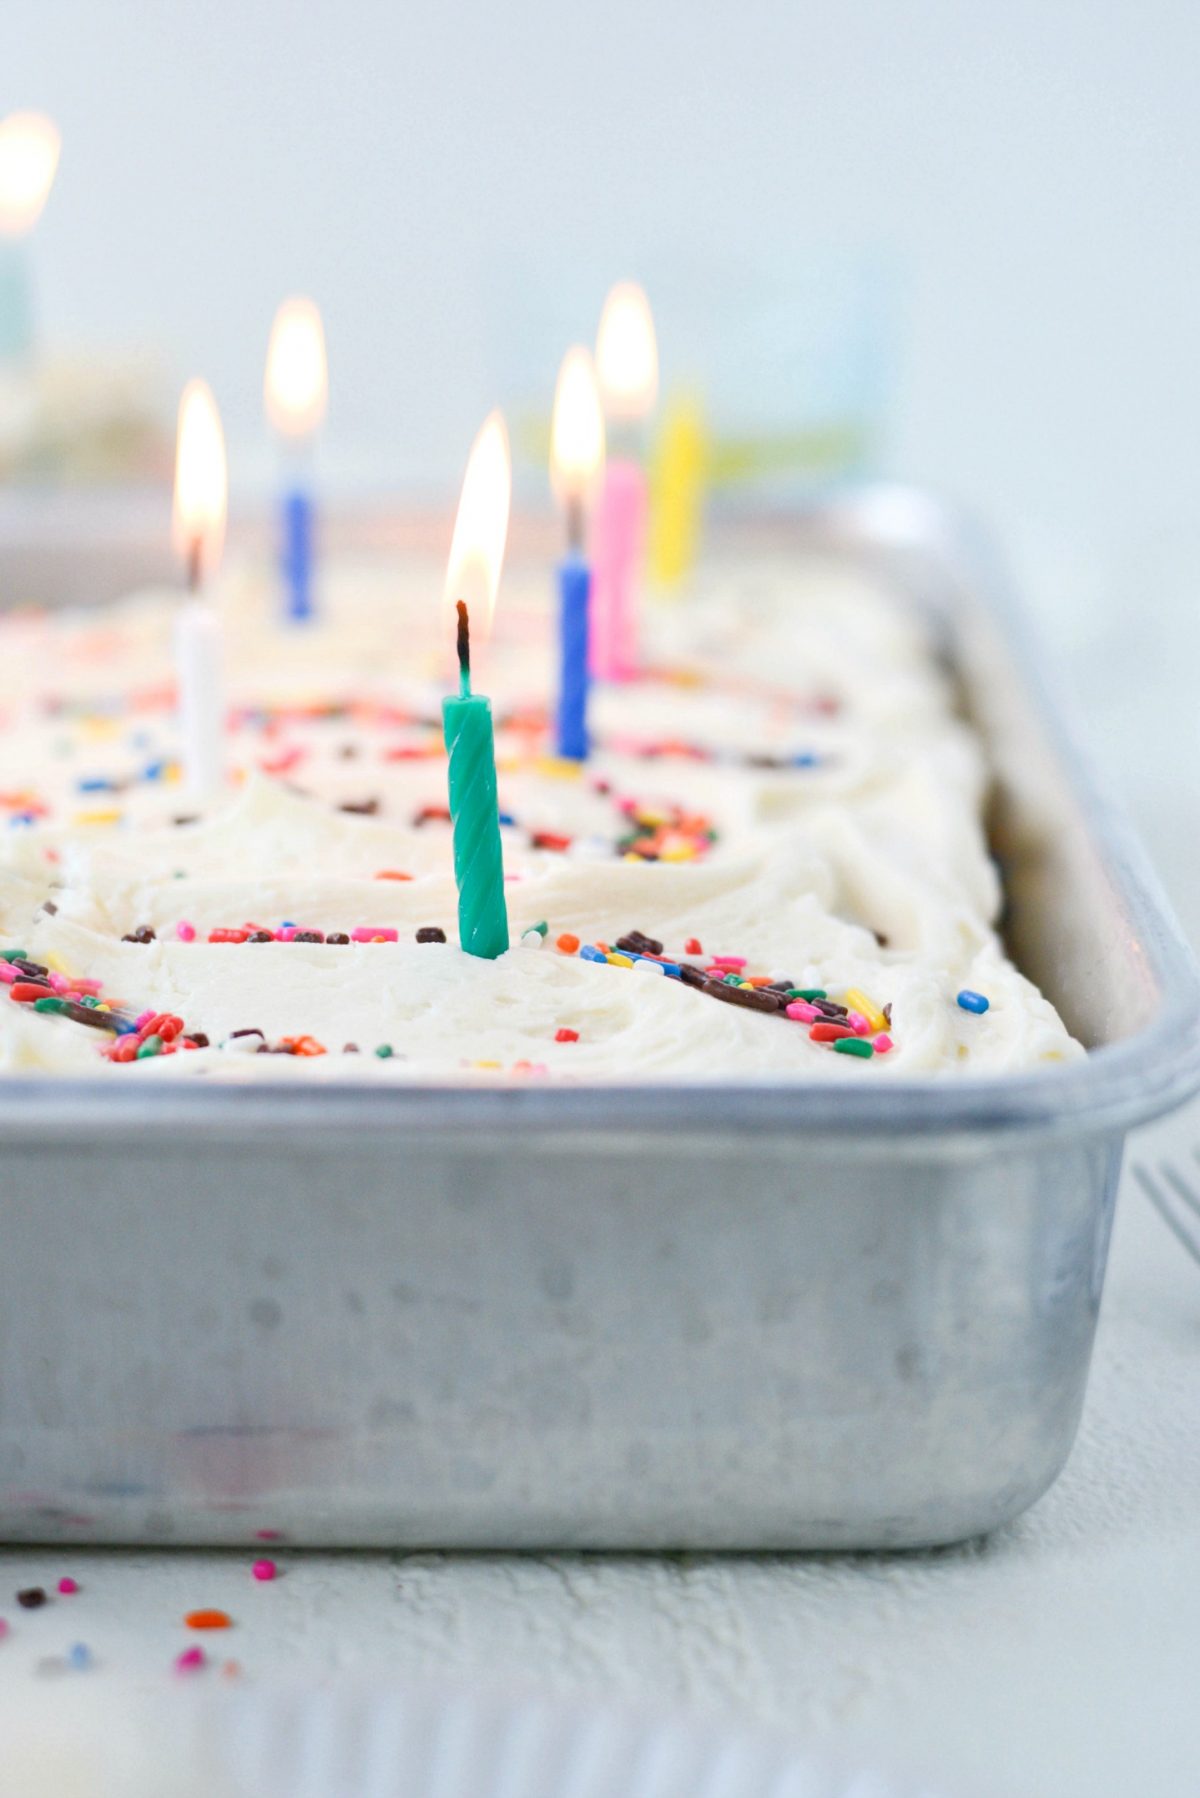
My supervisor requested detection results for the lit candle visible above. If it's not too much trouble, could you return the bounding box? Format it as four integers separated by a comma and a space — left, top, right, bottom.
264, 295, 327, 623
549, 345, 605, 759
442, 411, 512, 960
171, 379, 228, 805
591, 281, 658, 681
0, 112, 60, 364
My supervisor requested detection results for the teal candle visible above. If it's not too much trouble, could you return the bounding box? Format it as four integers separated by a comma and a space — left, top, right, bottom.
443, 601, 509, 959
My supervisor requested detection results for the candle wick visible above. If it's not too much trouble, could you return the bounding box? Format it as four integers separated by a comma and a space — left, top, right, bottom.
456, 599, 471, 697
187, 535, 203, 594
566, 495, 585, 555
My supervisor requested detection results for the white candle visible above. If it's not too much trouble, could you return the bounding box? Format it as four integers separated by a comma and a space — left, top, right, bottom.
171, 378, 229, 804
174, 600, 224, 801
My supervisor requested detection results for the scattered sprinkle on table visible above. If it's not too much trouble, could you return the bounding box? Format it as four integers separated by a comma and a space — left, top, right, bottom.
184, 1608, 232, 1630
17, 1587, 46, 1609
251, 1558, 277, 1581
57, 1577, 79, 1595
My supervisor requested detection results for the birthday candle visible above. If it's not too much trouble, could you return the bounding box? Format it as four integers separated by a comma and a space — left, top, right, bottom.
549, 346, 605, 759
441, 412, 512, 960
0, 112, 60, 364
264, 296, 327, 623
171, 379, 228, 804
591, 281, 658, 681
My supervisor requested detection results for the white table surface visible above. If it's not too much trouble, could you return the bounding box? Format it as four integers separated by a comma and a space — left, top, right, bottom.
1, 553, 1197, 1798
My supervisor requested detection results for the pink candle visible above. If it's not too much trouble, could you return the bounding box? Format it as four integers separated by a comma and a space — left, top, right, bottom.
589, 458, 646, 680
591, 281, 657, 683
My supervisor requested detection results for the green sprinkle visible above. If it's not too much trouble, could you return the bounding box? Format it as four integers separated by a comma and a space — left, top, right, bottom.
374, 1044, 394, 1059
788, 988, 827, 1001
724, 973, 743, 985
530, 920, 548, 937
136, 1034, 163, 1059
2, 948, 27, 962
833, 1037, 874, 1058
33, 996, 67, 1013
77, 995, 101, 1008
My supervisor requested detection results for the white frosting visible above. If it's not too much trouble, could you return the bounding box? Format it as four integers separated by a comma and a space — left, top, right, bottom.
0, 548, 1083, 1081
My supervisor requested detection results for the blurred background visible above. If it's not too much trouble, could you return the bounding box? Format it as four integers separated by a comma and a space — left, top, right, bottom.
3, 0, 1198, 909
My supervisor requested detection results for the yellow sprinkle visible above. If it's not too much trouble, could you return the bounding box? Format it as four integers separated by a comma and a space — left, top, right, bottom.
844, 987, 888, 1033
533, 756, 584, 781
622, 852, 644, 863
164, 762, 182, 784
474, 1059, 501, 1069
606, 953, 634, 969
42, 952, 68, 973
80, 718, 120, 740
73, 807, 122, 825
658, 845, 696, 862
94, 1003, 110, 1013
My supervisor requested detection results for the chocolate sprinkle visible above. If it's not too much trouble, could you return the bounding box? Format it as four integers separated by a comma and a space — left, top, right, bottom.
247, 931, 275, 943
12, 957, 49, 977
17, 1587, 46, 1610
338, 798, 379, 815
327, 933, 350, 945
615, 929, 664, 957
416, 926, 447, 944
705, 979, 788, 1013
191, 1033, 210, 1048
121, 926, 156, 944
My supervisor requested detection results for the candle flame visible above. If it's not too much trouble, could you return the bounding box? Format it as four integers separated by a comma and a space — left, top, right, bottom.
0, 112, 60, 237
444, 409, 511, 637
172, 379, 228, 582
595, 281, 658, 422
550, 345, 606, 511
264, 295, 328, 437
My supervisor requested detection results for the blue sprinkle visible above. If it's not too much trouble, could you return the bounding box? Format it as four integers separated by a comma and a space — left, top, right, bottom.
67, 1643, 91, 1670
791, 752, 820, 768
580, 944, 606, 963
77, 777, 114, 793
8, 812, 36, 828
142, 759, 166, 782
498, 811, 516, 827
957, 989, 990, 1014
659, 962, 682, 978
280, 921, 296, 930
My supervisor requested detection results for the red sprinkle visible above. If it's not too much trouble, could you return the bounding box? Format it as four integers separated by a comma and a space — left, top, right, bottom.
9, 982, 50, 1003
810, 1021, 856, 1042
555, 1027, 579, 1043
207, 929, 249, 944
375, 870, 413, 881
184, 1608, 232, 1630
684, 938, 703, 955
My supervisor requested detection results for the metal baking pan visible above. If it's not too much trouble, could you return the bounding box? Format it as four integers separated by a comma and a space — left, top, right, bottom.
1, 486, 1197, 1551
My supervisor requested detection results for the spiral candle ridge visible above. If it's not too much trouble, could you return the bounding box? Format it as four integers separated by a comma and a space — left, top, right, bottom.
443, 694, 509, 960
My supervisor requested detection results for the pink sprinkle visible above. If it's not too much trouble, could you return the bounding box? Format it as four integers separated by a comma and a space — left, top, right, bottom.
848, 1011, 871, 1036
786, 1001, 820, 1022
0, 1618, 9, 1639
134, 1009, 155, 1029
275, 926, 298, 942
254, 1528, 283, 1542
175, 1646, 205, 1672
0, 963, 16, 984
48, 972, 73, 994
176, 921, 196, 942
351, 926, 398, 943
251, 1559, 277, 1582
873, 1033, 894, 1054
72, 978, 103, 995
57, 1577, 79, 1595
710, 956, 747, 970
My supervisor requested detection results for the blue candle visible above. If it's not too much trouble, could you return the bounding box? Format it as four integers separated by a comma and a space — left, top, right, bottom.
281, 485, 315, 624
556, 549, 591, 760
265, 296, 327, 625
549, 346, 606, 762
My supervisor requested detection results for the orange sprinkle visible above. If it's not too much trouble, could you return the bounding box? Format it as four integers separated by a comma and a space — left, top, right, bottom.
375, 870, 413, 881
185, 1609, 232, 1630
556, 933, 580, 954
